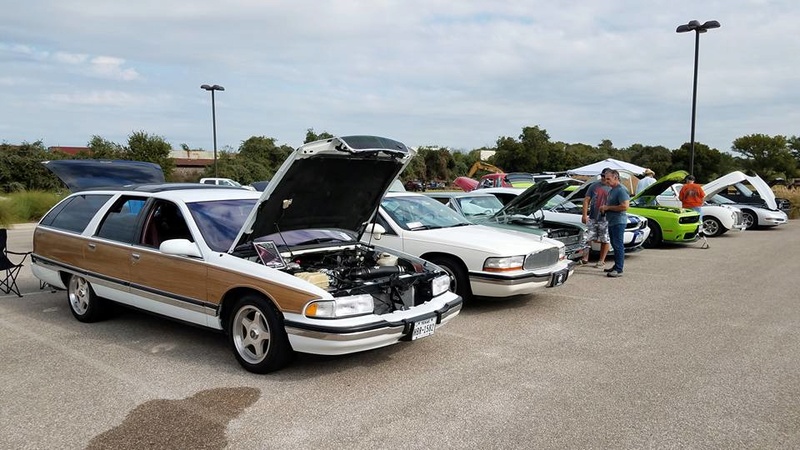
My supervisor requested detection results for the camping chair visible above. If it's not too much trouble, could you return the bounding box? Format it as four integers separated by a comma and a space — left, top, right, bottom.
1, 228, 31, 297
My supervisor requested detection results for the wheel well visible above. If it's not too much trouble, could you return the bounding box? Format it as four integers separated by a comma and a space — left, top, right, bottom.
218, 288, 283, 333
419, 252, 468, 273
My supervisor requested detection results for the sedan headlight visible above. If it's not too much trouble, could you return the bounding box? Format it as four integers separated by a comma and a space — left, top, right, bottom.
431, 274, 451, 297
304, 294, 374, 319
484, 255, 525, 272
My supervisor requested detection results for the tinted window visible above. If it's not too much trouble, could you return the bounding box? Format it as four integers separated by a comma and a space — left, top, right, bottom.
41, 194, 112, 233
142, 200, 194, 248
96, 196, 148, 243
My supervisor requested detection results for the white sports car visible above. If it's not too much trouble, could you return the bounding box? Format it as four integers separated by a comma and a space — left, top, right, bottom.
703, 172, 788, 229
655, 183, 746, 236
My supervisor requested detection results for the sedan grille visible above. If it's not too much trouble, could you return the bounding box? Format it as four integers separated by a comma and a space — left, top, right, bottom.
733, 210, 744, 226
523, 247, 561, 270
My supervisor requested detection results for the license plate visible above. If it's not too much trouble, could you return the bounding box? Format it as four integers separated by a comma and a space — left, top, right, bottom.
411, 317, 436, 340
549, 268, 569, 287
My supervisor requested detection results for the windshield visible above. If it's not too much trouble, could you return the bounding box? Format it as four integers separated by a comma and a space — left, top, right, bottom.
710, 194, 735, 205
547, 194, 582, 213
188, 199, 257, 252
455, 196, 504, 220
382, 195, 471, 230
257, 229, 356, 249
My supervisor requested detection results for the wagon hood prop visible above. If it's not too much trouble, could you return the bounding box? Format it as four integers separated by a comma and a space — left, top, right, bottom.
494, 178, 572, 217
42, 160, 165, 192
631, 170, 689, 202
232, 136, 414, 250
703, 171, 778, 210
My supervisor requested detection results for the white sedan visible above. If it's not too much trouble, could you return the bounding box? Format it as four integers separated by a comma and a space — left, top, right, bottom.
363, 192, 573, 301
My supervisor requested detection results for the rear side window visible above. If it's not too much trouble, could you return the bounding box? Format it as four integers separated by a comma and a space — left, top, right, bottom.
96, 196, 148, 243
40, 194, 112, 233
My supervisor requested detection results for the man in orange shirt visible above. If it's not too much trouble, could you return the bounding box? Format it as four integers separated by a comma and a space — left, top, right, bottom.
679, 175, 706, 231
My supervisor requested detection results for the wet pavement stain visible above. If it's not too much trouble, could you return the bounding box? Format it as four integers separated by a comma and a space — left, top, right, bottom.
87, 387, 260, 450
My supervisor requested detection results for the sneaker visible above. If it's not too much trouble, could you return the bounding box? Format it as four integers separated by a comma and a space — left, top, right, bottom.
577, 259, 589, 266
594, 261, 605, 268
607, 271, 623, 278
603, 267, 616, 273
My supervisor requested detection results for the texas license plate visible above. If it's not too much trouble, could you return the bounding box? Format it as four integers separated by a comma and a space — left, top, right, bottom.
549, 268, 569, 287
411, 317, 436, 340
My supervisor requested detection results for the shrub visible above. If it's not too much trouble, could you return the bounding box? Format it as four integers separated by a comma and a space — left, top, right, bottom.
773, 186, 800, 219
0, 191, 64, 225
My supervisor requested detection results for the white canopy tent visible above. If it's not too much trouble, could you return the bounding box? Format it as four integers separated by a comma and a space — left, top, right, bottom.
567, 158, 647, 176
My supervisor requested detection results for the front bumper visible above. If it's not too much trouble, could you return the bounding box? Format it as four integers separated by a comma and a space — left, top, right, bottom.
284, 291, 462, 355
468, 260, 573, 297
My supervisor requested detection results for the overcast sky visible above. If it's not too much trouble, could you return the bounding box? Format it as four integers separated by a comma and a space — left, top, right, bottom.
2, 1, 798, 154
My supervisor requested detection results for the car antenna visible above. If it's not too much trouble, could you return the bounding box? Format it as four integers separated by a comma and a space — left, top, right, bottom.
273, 198, 295, 261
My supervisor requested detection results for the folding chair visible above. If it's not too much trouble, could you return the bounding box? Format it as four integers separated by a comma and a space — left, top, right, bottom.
1, 228, 31, 297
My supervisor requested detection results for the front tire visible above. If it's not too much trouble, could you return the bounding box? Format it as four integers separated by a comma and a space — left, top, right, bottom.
228, 294, 292, 374
428, 256, 472, 302
643, 221, 662, 248
67, 275, 104, 322
702, 217, 723, 237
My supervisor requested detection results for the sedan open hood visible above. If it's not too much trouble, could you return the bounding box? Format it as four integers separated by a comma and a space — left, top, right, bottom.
232, 136, 414, 250
703, 171, 777, 210
493, 177, 572, 218
42, 159, 165, 192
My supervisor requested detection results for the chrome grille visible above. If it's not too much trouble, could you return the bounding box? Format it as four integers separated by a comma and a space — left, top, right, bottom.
733, 210, 744, 226
523, 247, 561, 270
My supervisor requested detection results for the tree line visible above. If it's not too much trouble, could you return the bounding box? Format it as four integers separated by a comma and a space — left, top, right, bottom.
2, 126, 799, 193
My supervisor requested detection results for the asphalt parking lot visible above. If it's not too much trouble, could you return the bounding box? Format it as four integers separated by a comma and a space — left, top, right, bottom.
2, 222, 799, 449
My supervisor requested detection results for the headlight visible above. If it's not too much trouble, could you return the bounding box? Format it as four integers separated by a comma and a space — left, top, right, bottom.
484, 255, 525, 272
559, 245, 566, 260
304, 294, 373, 319
431, 274, 451, 297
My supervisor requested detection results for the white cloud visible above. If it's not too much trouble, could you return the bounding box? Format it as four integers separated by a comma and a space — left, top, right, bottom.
89, 56, 140, 81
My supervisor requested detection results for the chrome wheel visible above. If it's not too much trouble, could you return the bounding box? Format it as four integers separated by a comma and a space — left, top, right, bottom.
69, 276, 91, 315
702, 217, 722, 237
742, 210, 756, 229
232, 305, 271, 365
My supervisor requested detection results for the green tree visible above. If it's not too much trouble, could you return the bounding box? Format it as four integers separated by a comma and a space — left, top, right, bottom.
304, 128, 335, 144
0, 141, 63, 192
86, 135, 124, 159
731, 134, 797, 179
627, 144, 673, 179
126, 131, 175, 179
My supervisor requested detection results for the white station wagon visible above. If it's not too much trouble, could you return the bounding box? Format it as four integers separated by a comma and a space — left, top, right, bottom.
32, 136, 462, 373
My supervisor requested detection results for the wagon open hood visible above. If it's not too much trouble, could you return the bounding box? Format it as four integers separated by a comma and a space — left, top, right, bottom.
493, 177, 572, 218
42, 159, 165, 192
232, 136, 414, 250
702, 171, 778, 210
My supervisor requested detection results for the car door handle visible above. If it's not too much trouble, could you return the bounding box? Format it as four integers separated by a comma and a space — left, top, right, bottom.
131, 253, 140, 260
87, 243, 96, 250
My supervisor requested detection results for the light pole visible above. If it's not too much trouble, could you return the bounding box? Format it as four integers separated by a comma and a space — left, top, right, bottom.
200, 84, 225, 177
676, 20, 720, 176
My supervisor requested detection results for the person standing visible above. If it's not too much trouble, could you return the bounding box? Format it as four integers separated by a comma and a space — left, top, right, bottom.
599, 170, 630, 278
679, 175, 705, 215
635, 169, 656, 194
580, 168, 611, 267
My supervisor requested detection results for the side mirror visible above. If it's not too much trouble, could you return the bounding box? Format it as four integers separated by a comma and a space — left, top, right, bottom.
366, 223, 386, 240
160, 239, 202, 258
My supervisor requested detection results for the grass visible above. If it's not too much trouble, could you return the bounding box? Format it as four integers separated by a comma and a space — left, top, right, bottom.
0, 191, 64, 227
773, 186, 800, 219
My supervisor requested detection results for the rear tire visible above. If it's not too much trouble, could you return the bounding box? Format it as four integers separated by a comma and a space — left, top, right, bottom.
741, 209, 757, 230
228, 294, 292, 374
643, 222, 662, 248
67, 275, 104, 323
428, 256, 472, 302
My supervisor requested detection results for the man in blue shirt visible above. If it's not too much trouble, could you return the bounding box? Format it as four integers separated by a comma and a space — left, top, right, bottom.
599, 169, 630, 278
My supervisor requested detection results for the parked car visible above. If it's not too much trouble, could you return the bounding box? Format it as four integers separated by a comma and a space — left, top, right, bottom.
363, 192, 573, 301
703, 171, 789, 229
481, 186, 650, 255
33, 137, 463, 374
706, 171, 792, 214
200, 177, 256, 191
426, 179, 590, 261
655, 183, 746, 236
624, 170, 701, 247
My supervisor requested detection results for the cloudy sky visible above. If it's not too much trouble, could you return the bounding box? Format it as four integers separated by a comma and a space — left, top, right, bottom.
2, 1, 798, 154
